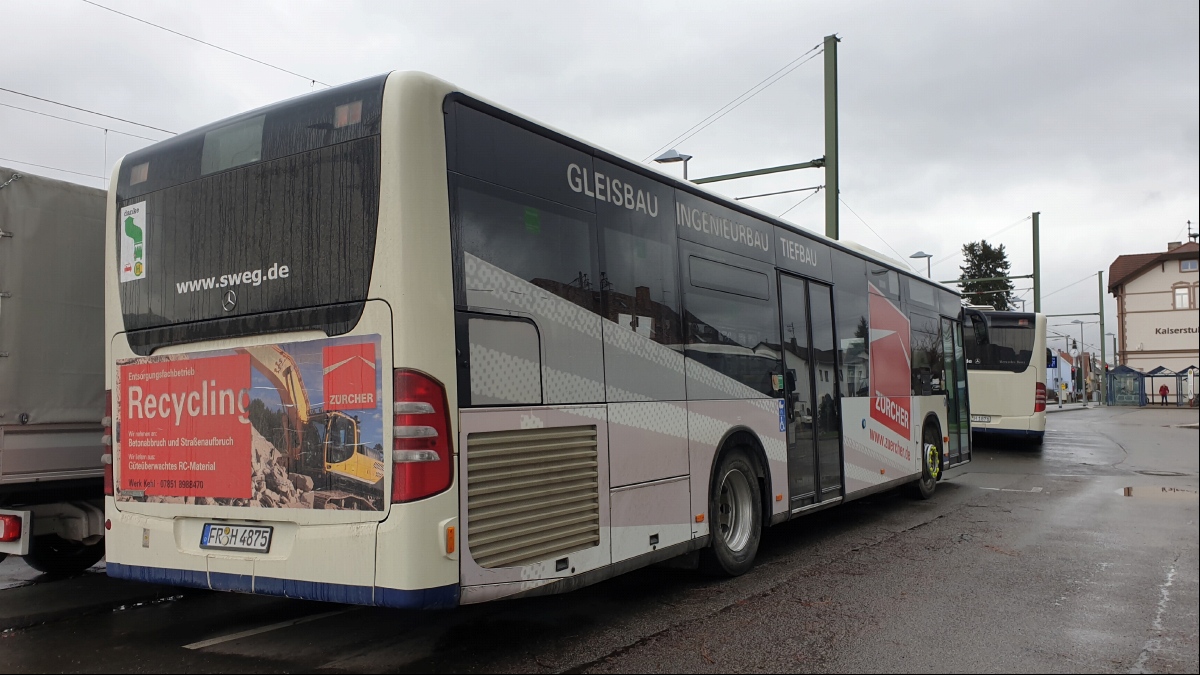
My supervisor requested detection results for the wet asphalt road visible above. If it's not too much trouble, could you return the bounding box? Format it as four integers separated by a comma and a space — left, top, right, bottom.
1, 406, 1196, 673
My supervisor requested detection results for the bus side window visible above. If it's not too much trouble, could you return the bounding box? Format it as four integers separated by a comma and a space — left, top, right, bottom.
832, 255, 869, 398
681, 247, 781, 400
595, 158, 684, 402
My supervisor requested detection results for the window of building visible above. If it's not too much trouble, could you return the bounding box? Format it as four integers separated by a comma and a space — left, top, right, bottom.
1182, 259, 1198, 273
1174, 285, 1191, 310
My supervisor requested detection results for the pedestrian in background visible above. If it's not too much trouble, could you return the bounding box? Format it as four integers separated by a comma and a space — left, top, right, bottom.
1159, 383, 1169, 406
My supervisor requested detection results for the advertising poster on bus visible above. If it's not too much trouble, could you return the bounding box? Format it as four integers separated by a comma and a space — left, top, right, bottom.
867, 283, 913, 460
114, 335, 385, 511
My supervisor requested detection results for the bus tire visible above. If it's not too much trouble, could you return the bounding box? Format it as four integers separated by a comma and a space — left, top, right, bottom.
23, 535, 105, 577
908, 423, 941, 500
700, 447, 762, 577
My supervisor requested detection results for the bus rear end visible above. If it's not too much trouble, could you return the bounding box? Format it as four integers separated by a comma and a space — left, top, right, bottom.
965, 312, 1047, 443
103, 72, 461, 608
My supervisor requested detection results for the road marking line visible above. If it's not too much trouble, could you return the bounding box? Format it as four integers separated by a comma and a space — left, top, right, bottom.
979, 486, 1044, 493
183, 609, 353, 650
1130, 563, 1177, 673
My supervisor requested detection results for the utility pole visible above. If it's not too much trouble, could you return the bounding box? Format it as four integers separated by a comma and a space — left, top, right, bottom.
1032, 211, 1041, 313
824, 34, 840, 241
1098, 271, 1106, 406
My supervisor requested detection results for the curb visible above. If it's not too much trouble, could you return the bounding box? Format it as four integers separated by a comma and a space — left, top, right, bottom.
1045, 406, 1093, 414
0, 573, 186, 631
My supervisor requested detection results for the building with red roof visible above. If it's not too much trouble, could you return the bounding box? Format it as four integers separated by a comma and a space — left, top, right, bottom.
1108, 240, 1199, 387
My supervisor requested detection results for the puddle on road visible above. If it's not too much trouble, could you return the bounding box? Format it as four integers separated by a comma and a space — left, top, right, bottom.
1117, 486, 1199, 500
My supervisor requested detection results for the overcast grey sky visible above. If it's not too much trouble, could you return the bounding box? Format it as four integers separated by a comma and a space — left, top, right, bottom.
2, 0, 1197, 355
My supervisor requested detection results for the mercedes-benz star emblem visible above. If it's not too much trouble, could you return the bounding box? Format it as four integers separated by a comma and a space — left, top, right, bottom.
222, 290, 237, 312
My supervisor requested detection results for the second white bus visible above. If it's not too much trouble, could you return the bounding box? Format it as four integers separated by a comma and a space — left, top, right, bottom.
965, 311, 1047, 444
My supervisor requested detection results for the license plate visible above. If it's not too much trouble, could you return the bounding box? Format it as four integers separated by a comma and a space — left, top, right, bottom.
971, 415, 991, 423
200, 523, 273, 553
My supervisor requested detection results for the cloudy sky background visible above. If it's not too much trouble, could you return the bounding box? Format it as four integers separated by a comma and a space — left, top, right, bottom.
2, 0, 1197, 358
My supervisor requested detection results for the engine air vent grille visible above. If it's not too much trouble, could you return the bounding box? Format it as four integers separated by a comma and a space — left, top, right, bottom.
466, 425, 600, 569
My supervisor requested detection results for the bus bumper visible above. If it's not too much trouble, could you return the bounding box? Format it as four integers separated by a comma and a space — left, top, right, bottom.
106, 561, 458, 608
104, 488, 461, 609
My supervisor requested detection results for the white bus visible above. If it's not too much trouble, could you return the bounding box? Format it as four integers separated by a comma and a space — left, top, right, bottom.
964, 311, 1047, 444
103, 72, 974, 608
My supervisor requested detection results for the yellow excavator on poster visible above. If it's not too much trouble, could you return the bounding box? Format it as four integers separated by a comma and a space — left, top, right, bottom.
237, 345, 384, 489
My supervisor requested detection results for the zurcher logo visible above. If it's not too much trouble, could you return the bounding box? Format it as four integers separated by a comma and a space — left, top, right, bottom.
323, 343, 377, 412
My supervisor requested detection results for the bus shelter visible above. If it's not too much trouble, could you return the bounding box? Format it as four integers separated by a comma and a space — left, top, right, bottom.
1144, 366, 1192, 407
1106, 365, 1145, 406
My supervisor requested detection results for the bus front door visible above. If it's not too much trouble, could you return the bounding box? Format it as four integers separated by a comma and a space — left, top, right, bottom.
941, 317, 971, 465
780, 275, 843, 509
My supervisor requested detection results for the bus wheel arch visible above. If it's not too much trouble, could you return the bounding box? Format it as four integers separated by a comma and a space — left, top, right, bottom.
701, 428, 767, 576
712, 428, 772, 524
908, 416, 942, 500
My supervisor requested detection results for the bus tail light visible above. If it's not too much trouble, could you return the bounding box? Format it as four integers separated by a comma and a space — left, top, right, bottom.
1034, 382, 1047, 413
102, 389, 114, 496
392, 370, 453, 503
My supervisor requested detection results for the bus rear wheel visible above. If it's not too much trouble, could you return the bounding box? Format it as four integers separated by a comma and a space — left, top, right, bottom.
700, 448, 762, 576
908, 424, 941, 500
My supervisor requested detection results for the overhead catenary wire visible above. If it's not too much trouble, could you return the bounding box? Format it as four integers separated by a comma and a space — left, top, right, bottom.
0, 86, 175, 135
643, 43, 823, 162
0, 156, 105, 180
80, 0, 331, 88
930, 214, 1032, 271
778, 186, 823, 218
838, 197, 917, 272
0, 101, 163, 143
1042, 272, 1096, 301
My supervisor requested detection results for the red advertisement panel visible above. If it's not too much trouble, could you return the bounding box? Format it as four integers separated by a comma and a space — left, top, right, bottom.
323, 343, 378, 412
115, 335, 385, 510
868, 283, 912, 440
120, 355, 253, 499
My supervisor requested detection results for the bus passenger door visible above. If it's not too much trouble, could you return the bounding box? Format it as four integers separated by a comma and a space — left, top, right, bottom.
779, 275, 843, 508
808, 284, 842, 500
779, 275, 817, 509
941, 317, 971, 465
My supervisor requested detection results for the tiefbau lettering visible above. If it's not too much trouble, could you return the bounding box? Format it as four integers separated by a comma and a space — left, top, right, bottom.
779, 235, 819, 267
676, 202, 770, 253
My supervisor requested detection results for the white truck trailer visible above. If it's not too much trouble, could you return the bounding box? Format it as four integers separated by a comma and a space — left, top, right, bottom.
0, 166, 107, 575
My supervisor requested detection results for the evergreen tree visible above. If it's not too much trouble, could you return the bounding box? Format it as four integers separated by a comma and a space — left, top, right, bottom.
959, 240, 1016, 310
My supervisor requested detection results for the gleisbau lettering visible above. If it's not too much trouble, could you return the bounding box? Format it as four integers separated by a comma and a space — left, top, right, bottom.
567, 164, 660, 216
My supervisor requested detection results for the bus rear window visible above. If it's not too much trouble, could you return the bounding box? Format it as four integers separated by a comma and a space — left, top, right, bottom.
965, 315, 1035, 373
201, 115, 265, 175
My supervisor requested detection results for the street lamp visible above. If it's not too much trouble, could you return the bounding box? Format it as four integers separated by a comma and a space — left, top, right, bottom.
909, 251, 932, 278
653, 149, 692, 181
1105, 332, 1118, 367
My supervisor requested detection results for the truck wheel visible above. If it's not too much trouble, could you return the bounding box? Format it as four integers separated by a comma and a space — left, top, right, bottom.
700, 448, 762, 577
24, 535, 105, 577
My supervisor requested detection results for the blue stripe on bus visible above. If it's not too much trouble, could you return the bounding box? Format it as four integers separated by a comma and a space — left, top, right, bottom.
106, 563, 460, 609
973, 428, 1044, 439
